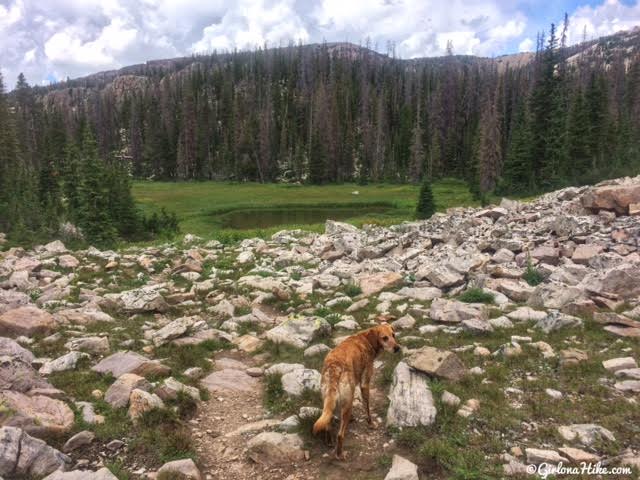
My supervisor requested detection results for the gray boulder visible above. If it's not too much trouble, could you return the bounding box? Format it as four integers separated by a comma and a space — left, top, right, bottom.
386, 362, 437, 427
0, 426, 70, 477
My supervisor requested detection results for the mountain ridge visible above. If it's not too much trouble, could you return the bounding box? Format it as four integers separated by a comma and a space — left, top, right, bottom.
32, 26, 640, 94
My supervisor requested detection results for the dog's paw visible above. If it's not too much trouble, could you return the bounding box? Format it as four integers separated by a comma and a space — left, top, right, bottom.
334, 451, 348, 461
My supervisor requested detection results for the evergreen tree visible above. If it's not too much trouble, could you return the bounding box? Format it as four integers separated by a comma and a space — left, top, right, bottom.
415, 179, 436, 220
308, 130, 326, 184
477, 94, 502, 193
62, 143, 83, 222
498, 102, 534, 194
566, 89, 591, 181
105, 161, 140, 239
77, 129, 117, 246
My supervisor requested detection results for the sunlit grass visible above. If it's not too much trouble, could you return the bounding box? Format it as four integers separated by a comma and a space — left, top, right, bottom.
132, 178, 479, 240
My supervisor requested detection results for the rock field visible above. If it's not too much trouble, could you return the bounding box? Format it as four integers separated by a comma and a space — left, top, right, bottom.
0, 177, 639, 479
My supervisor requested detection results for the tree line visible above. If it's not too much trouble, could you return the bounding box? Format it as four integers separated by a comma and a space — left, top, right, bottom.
0, 73, 178, 246
1, 20, 639, 244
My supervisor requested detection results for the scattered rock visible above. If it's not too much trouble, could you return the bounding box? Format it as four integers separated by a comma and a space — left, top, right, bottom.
157, 458, 203, 480
155, 377, 201, 401
0, 391, 74, 437
526, 448, 568, 465
384, 454, 419, 480
62, 430, 95, 453
42, 468, 119, 479
457, 398, 480, 418
557, 424, 616, 445
0, 306, 56, 337
128, 389, 165, 421
246, 432, 306, 465
105, 373, 152, 408
39, 351, 89, 375
0, 426, 70, 477
602, 357, 637, 373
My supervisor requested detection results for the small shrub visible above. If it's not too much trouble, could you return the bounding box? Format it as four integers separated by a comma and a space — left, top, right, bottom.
457, 287, 495, 304
523, 259, 544, 286
344, 282, 362, 297
264, 374, 292, 415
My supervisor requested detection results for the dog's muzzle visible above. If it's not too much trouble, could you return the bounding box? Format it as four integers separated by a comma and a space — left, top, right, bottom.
393, 345, 400, 353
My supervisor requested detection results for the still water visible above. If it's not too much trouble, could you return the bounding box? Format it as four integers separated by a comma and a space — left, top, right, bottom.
216, 206, 394, 230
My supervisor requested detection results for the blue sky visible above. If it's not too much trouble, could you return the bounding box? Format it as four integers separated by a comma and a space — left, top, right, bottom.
1, 0, 639, 88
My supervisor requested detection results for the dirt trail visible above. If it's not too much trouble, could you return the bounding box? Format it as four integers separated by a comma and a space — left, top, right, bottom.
191, 352, 394, 480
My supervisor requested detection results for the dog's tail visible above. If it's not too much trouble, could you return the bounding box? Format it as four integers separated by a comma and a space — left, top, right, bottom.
313, 366, 341, 435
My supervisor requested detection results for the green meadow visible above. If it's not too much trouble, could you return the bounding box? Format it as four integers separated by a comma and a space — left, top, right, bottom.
132, 178, 479, 241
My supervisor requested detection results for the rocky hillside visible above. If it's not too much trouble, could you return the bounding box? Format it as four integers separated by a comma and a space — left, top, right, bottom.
1, 177, 639, 479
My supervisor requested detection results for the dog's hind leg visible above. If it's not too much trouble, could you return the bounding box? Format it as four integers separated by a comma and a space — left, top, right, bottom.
360, 363, 374, 425
335, 386, 354, 460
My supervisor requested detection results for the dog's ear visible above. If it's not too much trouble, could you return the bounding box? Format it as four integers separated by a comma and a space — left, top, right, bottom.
365, 327, 380, 351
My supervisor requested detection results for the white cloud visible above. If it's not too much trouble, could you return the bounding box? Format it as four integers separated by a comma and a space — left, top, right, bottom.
0, 0, 22, 29
23, 47, 36, 63
2, 0, 639, 89
519, 37, 534, 52
566, 0, 640, 45
44, 18, 137, 68
191, 0, 310, 52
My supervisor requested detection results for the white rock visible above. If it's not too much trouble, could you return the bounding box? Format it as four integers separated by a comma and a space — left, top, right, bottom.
386, 362, 437, 427
384, 454, 419, 480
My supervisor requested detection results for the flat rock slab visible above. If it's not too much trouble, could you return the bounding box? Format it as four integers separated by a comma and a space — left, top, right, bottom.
602, 357, 637, 373
0, 306, 56, 337
397, 286, 442, 302
265, 315, 331, 349
246, 432, 305, 465
0, 391, 74, 437
357, 272, 403, 296
201, 368, 259, 393
92, 351, 170, 378
405, 346, 468, 381
581, 184, 640, 215
54, 309, 114, 325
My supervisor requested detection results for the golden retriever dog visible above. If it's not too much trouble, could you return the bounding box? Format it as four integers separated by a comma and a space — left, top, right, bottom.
312, 323, 400, 459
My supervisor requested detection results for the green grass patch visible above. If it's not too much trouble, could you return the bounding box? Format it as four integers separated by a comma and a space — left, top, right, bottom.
48, 365, 115, 401
456, 287, 495, 304
132, 179, 479, 241
129, 408, 194, 464
154, 339, 228, 375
